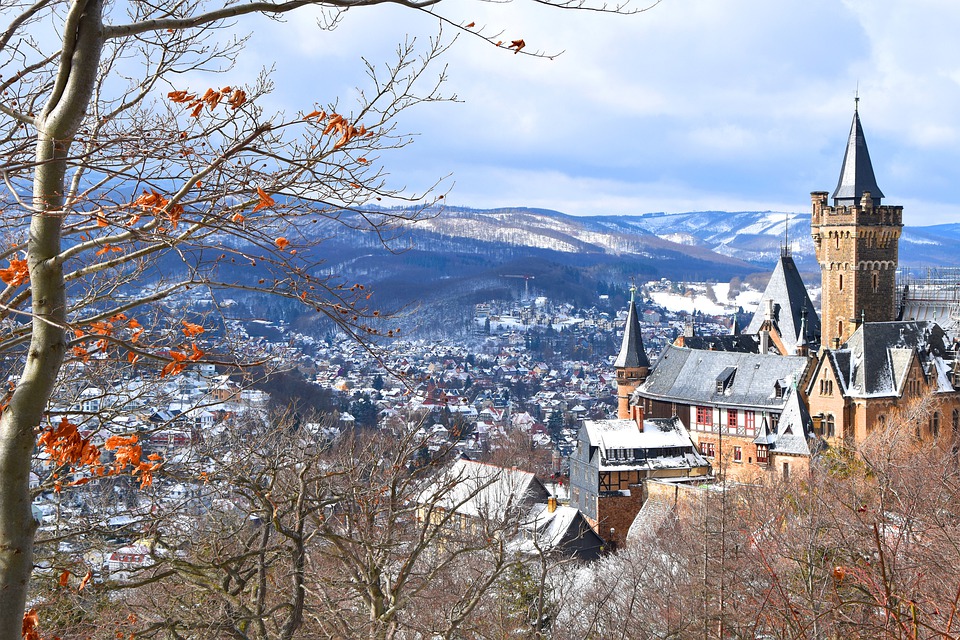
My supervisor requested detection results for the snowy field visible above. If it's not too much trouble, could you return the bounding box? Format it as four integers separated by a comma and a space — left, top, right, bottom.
647, 282, 763, 316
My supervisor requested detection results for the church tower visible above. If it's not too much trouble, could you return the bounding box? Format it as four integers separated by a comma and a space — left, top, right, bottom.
811, 103, 902, 348
615, 287, 650, 419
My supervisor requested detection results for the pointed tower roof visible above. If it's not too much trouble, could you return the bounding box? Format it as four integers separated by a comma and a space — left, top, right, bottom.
614, 289, 650, 369
745, 253, 821, 353
833, 103, 884, 207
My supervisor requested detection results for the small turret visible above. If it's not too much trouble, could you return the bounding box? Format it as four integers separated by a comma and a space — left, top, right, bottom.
615, 286, 650, 419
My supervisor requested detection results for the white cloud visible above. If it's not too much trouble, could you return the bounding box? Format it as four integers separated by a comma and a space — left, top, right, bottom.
210, 0, 960, 227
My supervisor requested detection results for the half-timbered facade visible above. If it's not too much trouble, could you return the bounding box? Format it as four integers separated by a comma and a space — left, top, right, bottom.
570, 417, 709, 546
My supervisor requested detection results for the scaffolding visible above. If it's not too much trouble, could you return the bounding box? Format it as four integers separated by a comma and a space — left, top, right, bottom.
897, 268, 960, 339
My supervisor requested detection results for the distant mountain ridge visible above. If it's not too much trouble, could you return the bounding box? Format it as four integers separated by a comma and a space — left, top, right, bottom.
397, 206, 960, 270
205, 205, 960, 336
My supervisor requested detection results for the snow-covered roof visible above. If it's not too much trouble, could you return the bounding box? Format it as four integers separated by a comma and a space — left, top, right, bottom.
420, 459, 548, 521
821, 321, 955, 398
582, 418, 709, 472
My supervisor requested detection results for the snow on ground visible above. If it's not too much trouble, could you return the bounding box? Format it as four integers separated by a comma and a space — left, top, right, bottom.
648, 283, 763, 316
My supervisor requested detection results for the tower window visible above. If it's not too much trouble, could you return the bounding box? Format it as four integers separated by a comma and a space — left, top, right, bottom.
839, 273, 843, 291
873, 271, 879, 293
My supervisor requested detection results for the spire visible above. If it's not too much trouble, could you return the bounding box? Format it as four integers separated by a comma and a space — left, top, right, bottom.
782, 212, 790, 258
832, 101, 884, 207
730, 314, 741, 336
614, 287, 650, 369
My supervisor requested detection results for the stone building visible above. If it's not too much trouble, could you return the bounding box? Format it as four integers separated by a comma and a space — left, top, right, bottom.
811, 104, 903, 348
568, 417, 709, 547
806, 104, 960, 439
616, 102, 960, 487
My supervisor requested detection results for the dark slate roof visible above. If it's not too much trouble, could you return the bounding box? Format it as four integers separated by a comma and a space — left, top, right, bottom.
744, 254, 821, 353
824, 321, 955, 398
679, 334, 760, 353
770, 387, 819, 456
637, 345, 810, 409
832, 107, 884, 207
614, 298, 650, 369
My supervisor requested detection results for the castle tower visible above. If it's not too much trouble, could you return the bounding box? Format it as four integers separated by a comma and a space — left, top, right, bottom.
811, 103, 902, 348
615, 287, 650, 419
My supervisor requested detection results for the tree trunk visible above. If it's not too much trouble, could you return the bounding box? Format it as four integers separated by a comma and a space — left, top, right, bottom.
0, 0, 103, 634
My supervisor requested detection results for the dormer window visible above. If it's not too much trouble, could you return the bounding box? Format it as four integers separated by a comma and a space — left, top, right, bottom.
774, 380, 786, 399
716, 366, 736, 394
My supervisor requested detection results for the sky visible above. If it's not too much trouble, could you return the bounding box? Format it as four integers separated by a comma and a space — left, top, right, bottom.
228, 0, 960, 225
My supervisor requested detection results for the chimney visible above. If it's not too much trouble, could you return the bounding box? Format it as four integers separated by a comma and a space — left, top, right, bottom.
547, 496, 557, 513
765, 298, 776, 322
632, 403, 645, 431
760, 330, 770, 354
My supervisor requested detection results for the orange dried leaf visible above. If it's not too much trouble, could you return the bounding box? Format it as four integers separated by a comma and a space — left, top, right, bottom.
253, 186, 276, 212
182, 320, 204, 337
105, 434, 138, 450
228, 89, 247, 110
59, 570, 70, 587
127, 351, 139, 364
465, 21, 476, 27
0, 257, 29, 286
189, 343, 204, 361
508, 39, 526, 53
22, 609, 40, 640
78, 570, 92, 592
231, 212, 245, 224
275, 237, 290, 250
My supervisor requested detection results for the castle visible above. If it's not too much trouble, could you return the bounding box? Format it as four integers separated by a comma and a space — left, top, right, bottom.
574, 103, 960, 524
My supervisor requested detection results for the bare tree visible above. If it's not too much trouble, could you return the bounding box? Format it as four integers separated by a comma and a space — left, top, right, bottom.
30, 421, 531, 639
0, 0, 653, 633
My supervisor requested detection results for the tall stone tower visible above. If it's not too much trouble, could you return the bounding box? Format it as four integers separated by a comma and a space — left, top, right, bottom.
811, 104, 902, 348
615, 287, 650, 419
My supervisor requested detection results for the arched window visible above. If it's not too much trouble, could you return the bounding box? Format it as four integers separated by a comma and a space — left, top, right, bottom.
825, 414, 835, 438
932, 412, 941, 438
953, 408, 959, 432
872, 271, 880, 293
839, 273, 844, 291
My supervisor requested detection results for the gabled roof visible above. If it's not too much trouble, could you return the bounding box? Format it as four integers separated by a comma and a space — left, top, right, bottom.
825, 321, 954, 398
833, 106, 884, 207
638, 345, 810, 409
745, 253, 820, 353
421, 459, 549, 520
580, 417, 708, 472
770, 387, 819, 456
614, 297, 650, 369
518, 504, 603, 559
